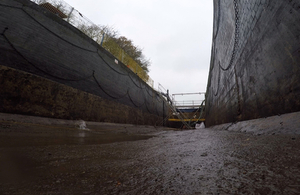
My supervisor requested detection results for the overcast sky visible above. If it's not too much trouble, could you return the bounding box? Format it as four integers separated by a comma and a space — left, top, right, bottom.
64, 0, 213, 102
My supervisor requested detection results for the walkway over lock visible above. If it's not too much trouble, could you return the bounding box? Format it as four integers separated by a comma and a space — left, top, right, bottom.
158, 84, 206, 129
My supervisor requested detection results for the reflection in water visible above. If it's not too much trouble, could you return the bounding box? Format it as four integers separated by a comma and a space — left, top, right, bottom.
78, 131, 86, 144
0, 122, 153, 147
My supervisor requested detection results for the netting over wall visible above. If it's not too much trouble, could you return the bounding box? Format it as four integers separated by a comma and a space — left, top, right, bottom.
205, 0, 300, 126
0, 0, 167, 120
30, 0, 154, 87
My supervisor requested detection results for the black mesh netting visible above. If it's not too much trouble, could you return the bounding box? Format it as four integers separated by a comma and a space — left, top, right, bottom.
0, 0, 168, 117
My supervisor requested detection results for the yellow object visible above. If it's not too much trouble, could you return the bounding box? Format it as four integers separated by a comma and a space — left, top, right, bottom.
168, 118, 205, 122
102, 38, 153, 87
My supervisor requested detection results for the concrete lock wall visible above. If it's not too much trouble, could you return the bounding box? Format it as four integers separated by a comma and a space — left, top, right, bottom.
0, 65, 164, 125
206, 0, 300, 126
0, 0, 168, 124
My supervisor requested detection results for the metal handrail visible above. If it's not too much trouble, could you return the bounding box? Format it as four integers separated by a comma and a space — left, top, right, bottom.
29, 0, 154, 87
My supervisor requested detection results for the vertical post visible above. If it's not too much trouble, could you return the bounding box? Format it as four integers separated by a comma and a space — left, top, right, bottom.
100, 33, 105, 46
136, 63, 138, 75
67, 7, 74, 22
163, 101, 165, 126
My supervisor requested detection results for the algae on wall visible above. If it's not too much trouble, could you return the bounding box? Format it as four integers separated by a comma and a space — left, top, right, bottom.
0, 0, 168, 124
0, 65, 163, 125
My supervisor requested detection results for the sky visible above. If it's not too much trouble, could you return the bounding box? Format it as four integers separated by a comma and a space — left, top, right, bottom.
64, 0, 213, 103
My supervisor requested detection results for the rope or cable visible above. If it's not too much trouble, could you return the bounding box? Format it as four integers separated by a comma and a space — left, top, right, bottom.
0, 2, 22, 9
2, 27, 94, 82
96, 50, 128, 76
92, 71, 128, 100
8, 3, 134, 79
145, 102, 153, 114
127, 91, 146, 108
191, 100, 205, 126
3, 3, 133, 78
219, 0, 239, 71
213, 0, 221, 40
213, 63, 221, 96
1, 2, 153, 86
145, 86, 155, 97
23, 3, 152, 90
154, 104, 161, 117
22, 5, 96, 52
128, 73, 146, 89
1, 2, 167, 119
214, 0, 239, 96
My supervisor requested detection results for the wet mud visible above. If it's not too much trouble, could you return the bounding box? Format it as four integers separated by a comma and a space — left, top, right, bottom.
1, 116, 300, 194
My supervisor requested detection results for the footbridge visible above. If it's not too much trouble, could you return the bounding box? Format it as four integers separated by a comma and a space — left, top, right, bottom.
158, 84, 205, 129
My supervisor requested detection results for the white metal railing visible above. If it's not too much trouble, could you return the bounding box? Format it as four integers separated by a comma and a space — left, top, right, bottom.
172, 92, 205, 108
29, 0, 154, 88
173, 100, 205, 108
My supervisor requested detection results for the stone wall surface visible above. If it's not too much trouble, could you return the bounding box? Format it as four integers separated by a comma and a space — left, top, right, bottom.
0, 65, 163, 125
0, 0, 168, 124
206, 0, 300, 126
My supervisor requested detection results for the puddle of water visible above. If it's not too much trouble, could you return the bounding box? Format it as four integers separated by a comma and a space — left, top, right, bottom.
0, 122, 154, 147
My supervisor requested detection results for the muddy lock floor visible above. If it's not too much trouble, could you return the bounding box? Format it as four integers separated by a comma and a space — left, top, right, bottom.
0, 119, 300, 194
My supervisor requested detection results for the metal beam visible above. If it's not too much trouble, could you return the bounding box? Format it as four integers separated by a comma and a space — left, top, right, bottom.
172, 92, 205, 96
168, 118, 205, 122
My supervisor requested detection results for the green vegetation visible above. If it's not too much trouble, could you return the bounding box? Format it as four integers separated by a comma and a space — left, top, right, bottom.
78, 24, 151, 82
33, 0, 152, 86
